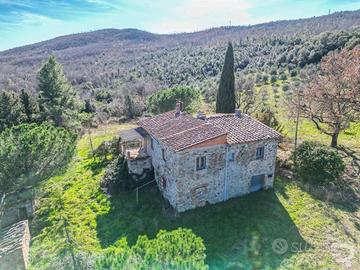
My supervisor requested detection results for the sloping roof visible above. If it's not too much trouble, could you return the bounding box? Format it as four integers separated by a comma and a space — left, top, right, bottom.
119, 128, 144, 142
206, 114, 282, 144
138, 111, 227, 151
0, 220, 29, 257
138, 111, 282, 151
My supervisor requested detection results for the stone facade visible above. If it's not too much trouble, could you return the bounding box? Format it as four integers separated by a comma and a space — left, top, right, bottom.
145, 133, 278, 212
0, 188, 35, 229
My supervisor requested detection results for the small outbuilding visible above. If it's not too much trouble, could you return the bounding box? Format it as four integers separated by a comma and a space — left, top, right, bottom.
0, 220, 30, 270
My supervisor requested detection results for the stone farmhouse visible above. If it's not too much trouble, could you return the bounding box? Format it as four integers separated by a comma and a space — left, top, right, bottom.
121, 102, 282, 212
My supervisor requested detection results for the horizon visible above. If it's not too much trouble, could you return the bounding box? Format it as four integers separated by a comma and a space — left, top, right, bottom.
1, 0, 360, 51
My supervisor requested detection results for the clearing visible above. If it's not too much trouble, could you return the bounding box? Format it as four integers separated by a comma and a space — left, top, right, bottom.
29, 122, 360, 270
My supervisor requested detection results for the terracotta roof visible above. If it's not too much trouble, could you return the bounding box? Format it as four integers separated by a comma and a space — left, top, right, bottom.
138, 111, 281, 151
138, 111, 227, 151
206, 114, 282, 144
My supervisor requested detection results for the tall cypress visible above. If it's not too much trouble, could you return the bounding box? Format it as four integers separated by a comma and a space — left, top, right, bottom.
216, 42, 235, 113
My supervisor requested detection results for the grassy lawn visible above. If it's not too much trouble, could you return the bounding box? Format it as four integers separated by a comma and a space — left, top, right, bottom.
29, 122, 360, 270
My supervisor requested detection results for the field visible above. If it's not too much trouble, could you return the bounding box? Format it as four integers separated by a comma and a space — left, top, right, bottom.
29, 119, 360, 270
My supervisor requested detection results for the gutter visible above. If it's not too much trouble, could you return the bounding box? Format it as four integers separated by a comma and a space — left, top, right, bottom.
224, 145, 229, 201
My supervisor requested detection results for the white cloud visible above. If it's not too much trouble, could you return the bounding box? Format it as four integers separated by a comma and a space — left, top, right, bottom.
14, 12, 62, 26
145, 0, 254, 33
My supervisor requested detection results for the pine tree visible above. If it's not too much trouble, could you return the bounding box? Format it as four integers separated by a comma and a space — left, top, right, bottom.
0, 92, 25, 132
37, 55, 81, 128
19, 89, 37, 122
216, 42, 236, 113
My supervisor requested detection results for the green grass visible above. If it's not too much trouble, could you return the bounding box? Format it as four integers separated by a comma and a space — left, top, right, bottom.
29, 122, 360, 270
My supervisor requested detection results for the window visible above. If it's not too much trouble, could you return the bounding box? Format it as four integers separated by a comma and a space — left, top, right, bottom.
228, 151, 235, 162
162, 149, 167, 161
196, 156, 206, 170
256, 146, 264, 160
150, 137, 154, 150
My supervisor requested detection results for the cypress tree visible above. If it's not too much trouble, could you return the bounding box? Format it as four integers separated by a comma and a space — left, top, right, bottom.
216, 42, 235, 113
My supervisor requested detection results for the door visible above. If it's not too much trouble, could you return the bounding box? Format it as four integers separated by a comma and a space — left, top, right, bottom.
250, 174, 265, 192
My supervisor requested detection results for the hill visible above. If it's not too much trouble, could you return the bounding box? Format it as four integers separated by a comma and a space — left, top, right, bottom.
1, 10, 360, 102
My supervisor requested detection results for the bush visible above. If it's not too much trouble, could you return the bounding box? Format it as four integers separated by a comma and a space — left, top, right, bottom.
270, 75, 277, 83
290, 69, 298, 77
95, 89, 112, 103
92, 136, 121, 161
100, 155, 133, 193
95, 228, 208, 270
292, 141, 345, 184
147, 86, 201, 114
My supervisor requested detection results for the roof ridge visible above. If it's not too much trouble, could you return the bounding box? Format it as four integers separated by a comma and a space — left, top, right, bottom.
159, 122, 226, 141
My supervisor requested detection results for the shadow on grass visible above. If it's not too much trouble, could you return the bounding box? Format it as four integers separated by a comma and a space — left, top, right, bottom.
96, 183, 307, 269
338, 145, 360, 175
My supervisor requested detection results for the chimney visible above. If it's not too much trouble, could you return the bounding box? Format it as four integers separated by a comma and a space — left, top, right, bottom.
235, 109, 241, 118
175, 100, 182, 117
196, 111, 206, 120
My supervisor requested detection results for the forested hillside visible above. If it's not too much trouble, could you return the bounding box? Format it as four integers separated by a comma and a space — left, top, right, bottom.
0, 11, 360, 96
1, 10, 360, 121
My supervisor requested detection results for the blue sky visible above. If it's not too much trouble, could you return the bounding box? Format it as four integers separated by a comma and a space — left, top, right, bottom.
1, 0, 360, 51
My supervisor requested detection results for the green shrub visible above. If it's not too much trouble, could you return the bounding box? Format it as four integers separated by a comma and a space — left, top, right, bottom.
290, 69, 298, 77
292, 141, 345, 184
92, 136, 121, 161
95, 228, 208, 270
100, 155, 133, 193
147, 86, 201, 114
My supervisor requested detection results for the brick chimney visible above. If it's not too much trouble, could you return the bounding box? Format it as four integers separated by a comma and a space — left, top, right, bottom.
175, 100, 182, 117
235, 109, 241, 118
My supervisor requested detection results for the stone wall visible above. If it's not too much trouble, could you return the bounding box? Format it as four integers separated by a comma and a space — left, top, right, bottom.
144, 133, 278, 212
145, 134, 178, 207
0, 188, 35, 229
173, 139, 278, 212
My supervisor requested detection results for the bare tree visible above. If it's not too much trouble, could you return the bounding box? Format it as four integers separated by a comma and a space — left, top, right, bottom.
299, 48, 360, 147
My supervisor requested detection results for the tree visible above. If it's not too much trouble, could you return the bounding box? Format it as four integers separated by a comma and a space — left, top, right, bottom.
236, 75, 256, 114
216, 42, 235, 113
147, 86, 201, 114
37, 55, 82, 129
0, 91, 25, 132
0, 123, 77, 193
95, 228, 208, 270
123, 95, 135, 119
83, 99, 96, 114
299, 48, 360, 147
19, 89, 37, 122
